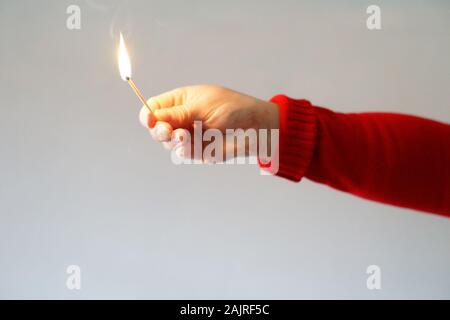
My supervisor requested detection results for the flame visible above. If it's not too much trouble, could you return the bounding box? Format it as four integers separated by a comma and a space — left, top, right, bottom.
118, 32, 131, 81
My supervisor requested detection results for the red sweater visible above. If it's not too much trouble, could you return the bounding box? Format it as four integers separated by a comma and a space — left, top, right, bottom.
269, 95, 450, 218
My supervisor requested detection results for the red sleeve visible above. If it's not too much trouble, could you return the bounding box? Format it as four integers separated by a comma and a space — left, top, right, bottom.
268, 94, 450, 217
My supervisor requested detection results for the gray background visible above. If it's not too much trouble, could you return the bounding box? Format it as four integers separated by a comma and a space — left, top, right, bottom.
0, 0, 449, 299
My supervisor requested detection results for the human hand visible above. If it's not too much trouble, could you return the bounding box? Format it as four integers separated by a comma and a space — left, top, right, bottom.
138, 85, 279, 160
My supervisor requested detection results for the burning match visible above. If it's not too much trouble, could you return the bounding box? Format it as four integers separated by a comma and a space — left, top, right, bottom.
118, 32, 153, 114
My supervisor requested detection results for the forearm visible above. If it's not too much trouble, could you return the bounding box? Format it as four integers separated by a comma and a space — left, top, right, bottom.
270, 95, 450, 217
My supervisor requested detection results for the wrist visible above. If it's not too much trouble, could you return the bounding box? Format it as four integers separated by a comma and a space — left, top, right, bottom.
257, 100, 280, 131
250, 100, 280, 158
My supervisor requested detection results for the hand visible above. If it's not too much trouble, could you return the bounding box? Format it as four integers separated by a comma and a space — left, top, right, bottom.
138, 85, 279, 160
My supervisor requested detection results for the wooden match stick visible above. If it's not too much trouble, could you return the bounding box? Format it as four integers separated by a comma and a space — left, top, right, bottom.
126, 77, 153, 114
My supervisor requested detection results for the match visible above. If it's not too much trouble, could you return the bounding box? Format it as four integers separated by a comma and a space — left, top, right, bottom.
118, 32, 153, 114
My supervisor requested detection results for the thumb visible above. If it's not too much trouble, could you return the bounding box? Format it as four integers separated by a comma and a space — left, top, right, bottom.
153, 105, 191, 129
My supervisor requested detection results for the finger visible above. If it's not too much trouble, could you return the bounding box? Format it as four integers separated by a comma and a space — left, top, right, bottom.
146, 88, 184, 111
174, 144, 190, 159
172, 128, 192, 160
139, 106, 156, 128
149, 126, 158, 140
154, 105, 191, 129
172, 128, 190, 147
150, 121, 173, 142
163, 128, 190, 151
171, 128, 209, 160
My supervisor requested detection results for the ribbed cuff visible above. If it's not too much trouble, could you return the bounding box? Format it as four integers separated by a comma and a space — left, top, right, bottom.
260, 95, 317, 182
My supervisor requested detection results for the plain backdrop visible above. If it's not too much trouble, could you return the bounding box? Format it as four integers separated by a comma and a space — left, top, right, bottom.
0, 0, 449, 299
